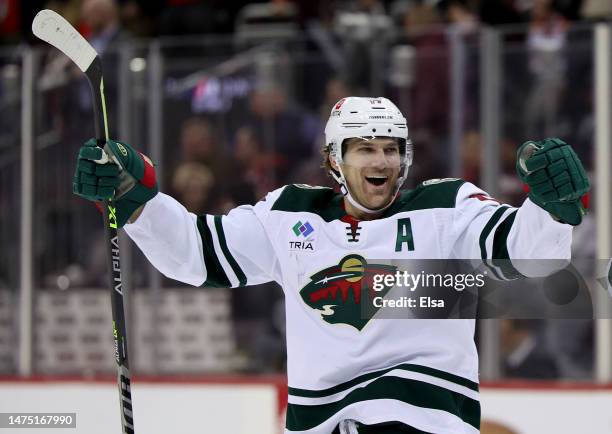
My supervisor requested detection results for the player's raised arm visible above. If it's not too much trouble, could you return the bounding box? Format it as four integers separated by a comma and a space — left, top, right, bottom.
451, 138, 589, 274
73, 139, 281, 287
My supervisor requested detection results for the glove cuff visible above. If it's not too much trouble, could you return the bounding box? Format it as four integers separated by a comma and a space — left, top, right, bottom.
104, 140, 158, 227
106, 140, 157, 186
115, 184, 159, 228
527, 188, 588, 226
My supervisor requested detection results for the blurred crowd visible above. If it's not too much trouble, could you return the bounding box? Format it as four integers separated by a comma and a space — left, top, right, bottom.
2, 0, 612, 43
0, 0, 605, 377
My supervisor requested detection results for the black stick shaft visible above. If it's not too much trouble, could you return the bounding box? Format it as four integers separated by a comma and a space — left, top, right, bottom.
86, 57, 135, 434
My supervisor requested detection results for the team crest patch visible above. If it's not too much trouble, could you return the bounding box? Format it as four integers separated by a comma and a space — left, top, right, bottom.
299, 255, 397, 330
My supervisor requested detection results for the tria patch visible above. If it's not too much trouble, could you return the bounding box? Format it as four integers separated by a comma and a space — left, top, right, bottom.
290, 220, 316, 252
293, 221, 314, 237
299, 255, 396, 330
289, 240, 315, 251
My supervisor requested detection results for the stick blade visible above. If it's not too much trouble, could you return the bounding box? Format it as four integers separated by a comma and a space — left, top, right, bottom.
32, 9, 98, 72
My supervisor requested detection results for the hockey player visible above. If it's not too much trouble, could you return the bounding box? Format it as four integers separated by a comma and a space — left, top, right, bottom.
73, 97, 589, 433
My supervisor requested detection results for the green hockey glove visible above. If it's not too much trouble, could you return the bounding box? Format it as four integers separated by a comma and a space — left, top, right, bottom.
516, 137, 590, 226
73, 138, 158, 227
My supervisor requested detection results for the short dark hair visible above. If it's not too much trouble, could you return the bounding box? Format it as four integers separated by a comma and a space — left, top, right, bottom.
321, 144, 333, 174
321, 140, 352, 175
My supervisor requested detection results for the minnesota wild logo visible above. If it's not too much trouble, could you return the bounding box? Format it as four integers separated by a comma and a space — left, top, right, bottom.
299, 254, 397, 330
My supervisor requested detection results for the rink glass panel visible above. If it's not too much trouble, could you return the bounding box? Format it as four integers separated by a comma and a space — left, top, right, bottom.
495, 24, 596, 381
0, 48, 22, 375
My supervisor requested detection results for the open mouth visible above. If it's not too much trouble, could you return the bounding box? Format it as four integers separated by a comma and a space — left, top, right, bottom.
365, 176, 388, 187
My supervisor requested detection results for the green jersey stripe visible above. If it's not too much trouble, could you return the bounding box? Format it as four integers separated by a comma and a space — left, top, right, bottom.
286, 375, 480, 431
207, 215, 239, 287
196, 216, 231, 288
288, 362, 478, 398
478, 206, 509, 280
479, 206, 510, 260
491, 210, 524, 280
492, 210, 517, 260
214, 216, 247, 286
348, 421, 432, 434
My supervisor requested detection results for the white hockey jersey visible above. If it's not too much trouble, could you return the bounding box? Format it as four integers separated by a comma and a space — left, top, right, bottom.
125, 179, 573, 434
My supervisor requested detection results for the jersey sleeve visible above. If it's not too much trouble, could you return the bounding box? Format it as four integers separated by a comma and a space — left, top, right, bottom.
124, 189, 283, 288
450, 182, 573, 278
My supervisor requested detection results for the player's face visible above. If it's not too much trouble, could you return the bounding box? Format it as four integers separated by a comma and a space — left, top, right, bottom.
338, 137, 402, 213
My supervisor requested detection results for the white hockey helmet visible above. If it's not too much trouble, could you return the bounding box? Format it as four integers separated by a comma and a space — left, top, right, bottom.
324, 97, 413, 214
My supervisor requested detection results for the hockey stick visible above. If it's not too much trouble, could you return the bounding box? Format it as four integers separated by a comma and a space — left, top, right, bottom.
32, 10, 135, 434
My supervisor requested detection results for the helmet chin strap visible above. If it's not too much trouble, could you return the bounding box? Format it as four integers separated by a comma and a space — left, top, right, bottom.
346, 189, 397, 215
330, 165, 399, 215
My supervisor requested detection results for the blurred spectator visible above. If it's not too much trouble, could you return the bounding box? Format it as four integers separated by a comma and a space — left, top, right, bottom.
336, 0, 389, 31
581, 0, 612, 19
288, 157, 332, 187
234, 0, 299, 48
479, 0, 525, 25
403, 129, 448, 184
0, 0, 21, 43
391, 3, 451, 181
171, 162, 216, 214
318, 77, 351, 121
118, 0, 162, 36
158, 0, 232, 36
175, 116, 255, 211
402, 2, 448, 135
461, 130, 481, 184
404, 0, 444, 33
334, 0, 392, 92
501, 319, 559, 379
245, 85, 322, 185
159, 1, 212, 36
179, 117, 218, 166
81, 0, 121, 43
445, 0, 479, 33
555, 0, 583, 20
233, 126, 277, 199
43, 1, 82, 30
524, 0, 568, 138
